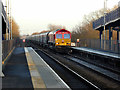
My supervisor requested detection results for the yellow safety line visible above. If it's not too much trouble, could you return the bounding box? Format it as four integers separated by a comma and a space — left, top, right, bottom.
2, 47, 15, 65
24, 47, 46, 89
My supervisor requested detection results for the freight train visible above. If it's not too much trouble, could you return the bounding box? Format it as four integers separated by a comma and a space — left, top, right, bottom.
27, 29, 71, 53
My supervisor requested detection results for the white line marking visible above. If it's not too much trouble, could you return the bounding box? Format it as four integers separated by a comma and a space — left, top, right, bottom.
24, 47, 46, 88
30, 47, 71, 89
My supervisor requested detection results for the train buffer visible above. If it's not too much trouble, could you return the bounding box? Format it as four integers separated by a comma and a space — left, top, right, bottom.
2, 47, 70, 89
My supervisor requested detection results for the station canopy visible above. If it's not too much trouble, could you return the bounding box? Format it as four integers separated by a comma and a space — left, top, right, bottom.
93, 7, 120, 31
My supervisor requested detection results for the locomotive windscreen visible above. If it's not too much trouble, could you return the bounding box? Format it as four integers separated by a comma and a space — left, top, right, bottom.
64, 34, 70, 39
56, 34, 62, 39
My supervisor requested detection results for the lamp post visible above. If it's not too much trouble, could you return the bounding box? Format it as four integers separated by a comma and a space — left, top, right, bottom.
10, 0, 12, 40
8, 0, 10, 40
0, 0, 2, 77
5, 0, 8, 40
104, 0, 107, 50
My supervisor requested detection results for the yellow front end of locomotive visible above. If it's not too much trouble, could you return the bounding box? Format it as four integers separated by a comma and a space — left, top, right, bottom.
55, 39, 71, 46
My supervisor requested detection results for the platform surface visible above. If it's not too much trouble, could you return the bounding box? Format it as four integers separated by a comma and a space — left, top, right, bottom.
72, 47, 120, 59
2, 47, 33, 89
25, 47, 70, 89
2, 47, 70, 89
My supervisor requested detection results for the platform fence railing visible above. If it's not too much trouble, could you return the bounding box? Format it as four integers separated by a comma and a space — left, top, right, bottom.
2, 39, 16, 61
75, 39, 120, 54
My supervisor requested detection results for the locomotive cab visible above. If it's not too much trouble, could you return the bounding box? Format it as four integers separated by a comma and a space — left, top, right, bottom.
55, 29, 71, 47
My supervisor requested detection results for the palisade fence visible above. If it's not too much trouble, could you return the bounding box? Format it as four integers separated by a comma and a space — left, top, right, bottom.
76, 39, 120, 54
2, 39, 16, 61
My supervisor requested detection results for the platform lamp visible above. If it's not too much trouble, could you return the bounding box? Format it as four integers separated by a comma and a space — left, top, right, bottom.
10, 0, 12, 40
5, 0, 8, 40
0, 0, 3, 78
8, 0, 10, 40
8, 0, 12, 40
103, 0, 108, 50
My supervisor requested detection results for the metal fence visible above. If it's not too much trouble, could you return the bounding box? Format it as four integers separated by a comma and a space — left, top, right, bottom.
76, 39, 120, 54
2, 40, 16, 61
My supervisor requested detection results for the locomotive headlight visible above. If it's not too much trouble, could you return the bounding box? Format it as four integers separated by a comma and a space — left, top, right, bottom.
56, 43, 59, 44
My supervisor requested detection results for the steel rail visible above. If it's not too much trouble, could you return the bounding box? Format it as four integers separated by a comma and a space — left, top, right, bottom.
39, 49, 100, 90
64, 55, 120, 83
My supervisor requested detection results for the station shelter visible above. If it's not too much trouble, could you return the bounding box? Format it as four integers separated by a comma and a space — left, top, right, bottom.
93, 6, 120, 53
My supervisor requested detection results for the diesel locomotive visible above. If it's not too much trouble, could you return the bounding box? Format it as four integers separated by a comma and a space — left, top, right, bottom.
27, 29, 71, 52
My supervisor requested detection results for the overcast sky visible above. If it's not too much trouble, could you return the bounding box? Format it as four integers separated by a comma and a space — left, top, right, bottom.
2, 0, 120, 35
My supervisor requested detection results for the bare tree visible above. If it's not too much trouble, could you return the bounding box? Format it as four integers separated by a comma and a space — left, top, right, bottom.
32, 32, 40, 35
12, 18, 20, 38
31, 30, 50, 35
71, 8, 109, 42
48, 24, 66, 31
71, 5, 119, 42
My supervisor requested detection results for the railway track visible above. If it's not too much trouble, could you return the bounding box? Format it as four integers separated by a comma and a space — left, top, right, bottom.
44, 49, 120, 86
26, 41, 120, 89
27, 42, 100, 89
36, 49, 99, 89
69, 53, 120, 75
64, 55, 120, 83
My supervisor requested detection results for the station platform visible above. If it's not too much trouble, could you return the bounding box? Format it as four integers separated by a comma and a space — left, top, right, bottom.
72, 47, 120, 59
2, 47, 70, 89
